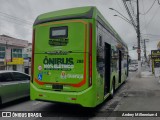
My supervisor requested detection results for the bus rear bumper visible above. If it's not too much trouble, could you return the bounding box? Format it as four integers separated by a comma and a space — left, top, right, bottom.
30, 83, 96, 107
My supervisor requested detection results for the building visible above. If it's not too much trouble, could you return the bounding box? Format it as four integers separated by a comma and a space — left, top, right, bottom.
23, 43, 32, 74
0, 35, 29, 73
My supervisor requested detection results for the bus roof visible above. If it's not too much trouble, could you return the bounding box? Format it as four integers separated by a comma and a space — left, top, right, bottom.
34, 6, 128, 48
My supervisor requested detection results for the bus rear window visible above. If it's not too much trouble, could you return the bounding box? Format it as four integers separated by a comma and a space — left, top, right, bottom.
50, 26, 68, 39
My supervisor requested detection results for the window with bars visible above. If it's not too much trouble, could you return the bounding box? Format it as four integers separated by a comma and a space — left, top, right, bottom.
0, 46, 5, 58
12, 48, 22, 58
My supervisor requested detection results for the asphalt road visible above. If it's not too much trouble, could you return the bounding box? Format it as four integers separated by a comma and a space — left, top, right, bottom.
0, 72, 138, 120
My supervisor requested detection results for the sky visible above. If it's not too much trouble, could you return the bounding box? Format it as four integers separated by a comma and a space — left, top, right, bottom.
0, 0, 160, 59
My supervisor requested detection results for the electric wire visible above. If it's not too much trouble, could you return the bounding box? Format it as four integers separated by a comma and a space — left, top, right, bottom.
0, 12, 32, 25
141, 6, 160, 31
122, 0, 137, 31
129, 0, 136, 17
115, 0, 126, 13
129, 0, 137, 26
140, 0, 157, 15
0, 17, 32, 30
141, 0, 148, 38
141, 33, 160, 37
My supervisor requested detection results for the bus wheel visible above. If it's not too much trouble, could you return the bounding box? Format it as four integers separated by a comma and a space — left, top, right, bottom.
110, 79, 115, 99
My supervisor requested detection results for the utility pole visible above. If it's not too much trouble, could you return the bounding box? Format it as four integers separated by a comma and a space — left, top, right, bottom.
144, 39, 146, 61
137, 0, 141, 77
143, 39, 149, 62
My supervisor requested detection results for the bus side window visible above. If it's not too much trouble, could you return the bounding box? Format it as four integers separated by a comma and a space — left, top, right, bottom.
97, 34, 103, 77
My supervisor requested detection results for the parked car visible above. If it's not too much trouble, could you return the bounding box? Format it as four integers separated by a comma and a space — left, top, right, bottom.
0, 71, 30, 104
129, 65, 137, 71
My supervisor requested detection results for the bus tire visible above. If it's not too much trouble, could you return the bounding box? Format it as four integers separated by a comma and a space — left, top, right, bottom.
110, 78, 115, 99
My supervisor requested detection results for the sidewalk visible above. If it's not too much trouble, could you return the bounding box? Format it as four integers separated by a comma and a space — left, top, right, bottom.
116, 71, 160, 111
91, 70, 160, 120
141, 70, 160, 83
141, 71, 153, 78
107, 70, 160, 120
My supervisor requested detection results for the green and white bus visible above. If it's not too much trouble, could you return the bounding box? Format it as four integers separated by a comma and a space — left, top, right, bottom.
30, 6, 128, 107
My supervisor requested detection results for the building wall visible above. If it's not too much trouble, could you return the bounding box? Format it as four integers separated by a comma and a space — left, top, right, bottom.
0, 35, 30, 73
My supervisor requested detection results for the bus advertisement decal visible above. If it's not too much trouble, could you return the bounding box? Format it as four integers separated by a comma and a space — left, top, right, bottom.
38, 73, 43, 81
61, 71, 67, 79
38, 65, 42, 71
43, 57, 74, 70
44, 64, 74, 70
60, 71, 83, 79
43, 57, 74, 65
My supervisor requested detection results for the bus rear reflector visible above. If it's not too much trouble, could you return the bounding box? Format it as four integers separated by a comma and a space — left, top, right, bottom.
71, 98, 76, 100
31, 29, 35, 83
89, 23, 92, 87
39, 94, 43, 97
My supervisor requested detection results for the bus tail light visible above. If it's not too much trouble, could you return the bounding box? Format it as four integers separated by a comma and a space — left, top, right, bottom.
89, 23, 92, 87
31, 29, 35, 83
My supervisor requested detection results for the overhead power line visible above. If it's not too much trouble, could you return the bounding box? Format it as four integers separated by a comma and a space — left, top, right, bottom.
0, 12, 32, 25
115, 0, 125, 13
0, 16, 32, 30
141, 33, 160, 36
129, 0, 136, 16
140, 0, 156, 15
122, 0, 137, 31
141, 0, 148, 37
141, 6, 160, 31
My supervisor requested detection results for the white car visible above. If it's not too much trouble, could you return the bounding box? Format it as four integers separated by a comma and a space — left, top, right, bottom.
129, 65, 137, 71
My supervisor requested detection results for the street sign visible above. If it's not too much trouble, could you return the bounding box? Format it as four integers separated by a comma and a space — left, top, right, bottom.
7, 58, 24, 65
151, 50, 160, 59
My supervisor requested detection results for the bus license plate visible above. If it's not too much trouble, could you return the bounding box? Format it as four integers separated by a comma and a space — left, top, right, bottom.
52, 84, 63, 90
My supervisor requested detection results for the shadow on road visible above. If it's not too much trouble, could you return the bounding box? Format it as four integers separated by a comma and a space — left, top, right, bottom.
32, 90, 126, 118
0, 97, 30, 109
36, 102, 100, 117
